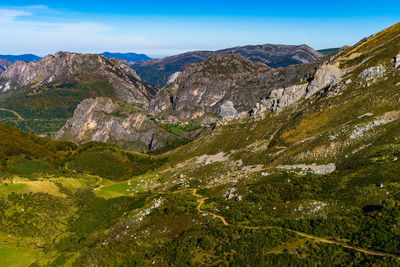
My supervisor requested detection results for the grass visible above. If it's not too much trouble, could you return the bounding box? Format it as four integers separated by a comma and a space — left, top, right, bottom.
0, 233, 57, 266
0, 177, 66, 197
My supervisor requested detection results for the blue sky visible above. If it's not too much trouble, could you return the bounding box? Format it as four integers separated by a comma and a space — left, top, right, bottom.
0, 1, 398, 57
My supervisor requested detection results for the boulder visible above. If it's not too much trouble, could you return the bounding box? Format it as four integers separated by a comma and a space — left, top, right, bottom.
306, 64, 342, 98
219, 101, 238, 118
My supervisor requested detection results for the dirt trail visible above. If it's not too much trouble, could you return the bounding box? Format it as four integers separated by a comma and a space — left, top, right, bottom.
0, 108, 24, 120
192, 189, 400, 260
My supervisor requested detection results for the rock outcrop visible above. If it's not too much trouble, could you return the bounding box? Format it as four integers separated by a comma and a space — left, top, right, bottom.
54, 97, 178, 151
305, 64, 342, 98
133, 44, 321, 87
262, 84, 308, 111
262, 64, 342, 111
219, 101, 238, 118
358, 65, 386, 81
0, 52, 156, 107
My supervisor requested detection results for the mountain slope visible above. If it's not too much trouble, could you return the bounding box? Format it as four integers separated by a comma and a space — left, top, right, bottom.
1, 22, 400, 266
132, 44, 322, 87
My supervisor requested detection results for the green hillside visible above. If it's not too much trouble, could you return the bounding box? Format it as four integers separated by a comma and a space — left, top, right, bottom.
1, 22, 400, 266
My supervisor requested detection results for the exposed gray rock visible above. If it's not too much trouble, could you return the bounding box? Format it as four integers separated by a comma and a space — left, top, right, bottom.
261, 64, 342, 112
394, 54, 400, 68
262, 84, 308, 111
225, 188, 237, 199
306, 64, 342, 98
277, 163, 336, 175
166, 72, 182, 85
201, 117, 218, 126
219, 101, 238, 118
54, 97, 178, 152
350, 111, 400, 139
0, 52, 156, 107
358, 65, 386, 81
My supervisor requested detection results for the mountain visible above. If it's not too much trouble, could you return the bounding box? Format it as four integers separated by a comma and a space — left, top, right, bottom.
132, 44, 322, 87
148, 53, 326, 120
2, 22, 400, 266
101, 52, 152, 63
0, 59, 12, 74
0, 52, 157, 137
0, 54, 41, 63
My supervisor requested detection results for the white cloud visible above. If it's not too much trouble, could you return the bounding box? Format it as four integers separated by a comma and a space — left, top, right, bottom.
0, 7, 158, 55
0, 9, 31, 22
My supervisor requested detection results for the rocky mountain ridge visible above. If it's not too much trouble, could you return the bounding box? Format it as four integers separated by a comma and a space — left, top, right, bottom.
0, 51, 156, 106
132, 44, 322, 87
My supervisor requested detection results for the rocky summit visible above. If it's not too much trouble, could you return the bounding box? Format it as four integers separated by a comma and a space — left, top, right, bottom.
0, 52, 156, 106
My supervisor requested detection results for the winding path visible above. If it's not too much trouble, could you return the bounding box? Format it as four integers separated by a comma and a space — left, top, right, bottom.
0, 108, 24, 120
192, 189, 400, 261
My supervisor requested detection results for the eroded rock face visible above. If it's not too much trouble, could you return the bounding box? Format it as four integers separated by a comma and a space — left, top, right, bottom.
54, 97, 177, 151
262, 84, 308, 111
166, 72, 182, 85
306, 64, 342, 98
0, 52, 156, 107
262, 64, 342, 111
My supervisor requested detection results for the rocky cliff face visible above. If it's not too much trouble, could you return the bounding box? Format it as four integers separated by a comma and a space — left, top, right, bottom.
0, 59, 12, 74
262, 64, 343, 111
133, 44, 321, 87
54, 97, 178, 151
149, 54, 322, 119
0, 52, 156, 107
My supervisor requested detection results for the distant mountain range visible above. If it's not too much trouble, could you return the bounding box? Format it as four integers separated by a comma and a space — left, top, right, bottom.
100, 52, 152, 63
0, 54, 42, 63
0, 52, 153, 65
132, 44, 322, 88
317, 48, 341, 55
